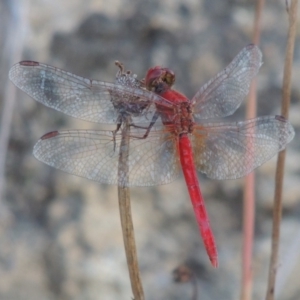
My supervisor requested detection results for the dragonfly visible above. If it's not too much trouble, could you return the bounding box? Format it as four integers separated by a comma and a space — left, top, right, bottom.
9, 44, 295, 267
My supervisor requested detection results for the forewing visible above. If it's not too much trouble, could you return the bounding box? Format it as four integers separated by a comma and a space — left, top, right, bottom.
9, 61, 171, 124
192, 116, 295, 179
33, 128, 180, 186
191, 44, 262, 120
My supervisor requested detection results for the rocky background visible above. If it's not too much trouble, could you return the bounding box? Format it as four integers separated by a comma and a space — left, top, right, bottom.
0, 0, 299, 299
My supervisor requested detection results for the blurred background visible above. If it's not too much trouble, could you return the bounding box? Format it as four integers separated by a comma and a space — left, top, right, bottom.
0, 0, 299, 299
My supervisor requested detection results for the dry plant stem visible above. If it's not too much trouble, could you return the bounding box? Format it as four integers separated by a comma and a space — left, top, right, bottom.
240, 1, 264, 300
0, 73, 17, 204
118, 121, 145, 300
265, 1, 298, 300
191, 277, 198, 300
173, 265, 198, 300
0, 0, 28, 206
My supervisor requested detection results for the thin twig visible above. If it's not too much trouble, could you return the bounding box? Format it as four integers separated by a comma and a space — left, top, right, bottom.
240, 1, 265, 300
118, 120, 144, 300
265, 1, 298, 300
0, 0, 28, 210
173, 265, 198, 300
275, 231, 300, 297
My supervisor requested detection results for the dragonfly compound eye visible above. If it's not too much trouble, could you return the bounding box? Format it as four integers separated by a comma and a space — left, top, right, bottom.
162, 68, 175, 87
145, 66, 175, 92
145, 66, 163, 91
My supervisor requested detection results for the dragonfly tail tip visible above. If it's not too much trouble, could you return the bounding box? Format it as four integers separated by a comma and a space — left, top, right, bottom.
210, 257, 218, 268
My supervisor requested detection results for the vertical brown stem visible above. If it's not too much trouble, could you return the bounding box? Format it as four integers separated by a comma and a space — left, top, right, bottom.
0, 0, 28, 205
118, 120, 145, 300
265, 1, 298, 300
241, 1, 264, 300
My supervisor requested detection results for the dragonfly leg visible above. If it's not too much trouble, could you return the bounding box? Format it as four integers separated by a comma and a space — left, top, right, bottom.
130, 111, 160, 139
112, 117, 123, 152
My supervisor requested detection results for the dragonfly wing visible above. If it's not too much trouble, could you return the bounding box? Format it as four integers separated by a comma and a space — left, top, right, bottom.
192, 116, 295, 179
191, 44, 262, 120
9, 61, 170, 124
33, 127, 180, 186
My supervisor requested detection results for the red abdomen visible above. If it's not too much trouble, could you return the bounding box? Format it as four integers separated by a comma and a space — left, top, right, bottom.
179, 134, 218, 267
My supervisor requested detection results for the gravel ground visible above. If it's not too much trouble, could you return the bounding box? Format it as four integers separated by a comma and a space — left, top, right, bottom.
0, 0, 300, 299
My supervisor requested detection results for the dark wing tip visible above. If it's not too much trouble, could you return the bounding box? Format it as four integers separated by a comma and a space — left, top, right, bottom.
40, 131, 59, 140
275, 115, 287, 122
19, 61, 40, 67
246, 43, 259, 50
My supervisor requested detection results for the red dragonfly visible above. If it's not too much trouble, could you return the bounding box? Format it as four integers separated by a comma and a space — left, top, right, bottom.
9, 44, 294, 267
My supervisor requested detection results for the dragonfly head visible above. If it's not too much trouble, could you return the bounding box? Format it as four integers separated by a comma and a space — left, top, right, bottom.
145, 66, 175, 94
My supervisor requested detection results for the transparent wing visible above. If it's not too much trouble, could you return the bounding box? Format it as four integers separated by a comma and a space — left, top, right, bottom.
33, 127, 180, 186
9, 61, 172, 124
192, 116, 295, 179
191, 44, 262, 120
